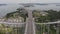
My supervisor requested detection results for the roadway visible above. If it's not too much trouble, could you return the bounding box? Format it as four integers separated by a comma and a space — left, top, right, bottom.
25, 10, 34, 34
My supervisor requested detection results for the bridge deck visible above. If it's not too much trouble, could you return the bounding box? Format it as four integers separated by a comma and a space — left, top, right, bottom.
24, 10, 34, 34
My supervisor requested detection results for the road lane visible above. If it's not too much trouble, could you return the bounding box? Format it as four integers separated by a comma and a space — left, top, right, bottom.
25, 10, 34, 34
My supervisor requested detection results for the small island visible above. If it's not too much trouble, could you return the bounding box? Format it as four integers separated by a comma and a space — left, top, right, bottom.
2, 7, 28, 22
0, 4, 7, 6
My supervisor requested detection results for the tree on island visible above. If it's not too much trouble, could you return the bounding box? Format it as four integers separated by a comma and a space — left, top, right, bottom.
4, 7, 28, 22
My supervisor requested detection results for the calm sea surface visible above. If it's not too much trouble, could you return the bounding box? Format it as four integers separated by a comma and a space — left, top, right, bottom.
0, 4, 60, 18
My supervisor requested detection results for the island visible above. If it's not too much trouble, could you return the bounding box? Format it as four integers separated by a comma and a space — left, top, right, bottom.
0, 4, 7, 6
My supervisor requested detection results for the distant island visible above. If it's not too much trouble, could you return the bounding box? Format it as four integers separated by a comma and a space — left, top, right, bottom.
0, 4, 7, 6
19, 3, 35, 7
19, 3, 48, 7
19, 3, 48, 5
19, 3, 60, 6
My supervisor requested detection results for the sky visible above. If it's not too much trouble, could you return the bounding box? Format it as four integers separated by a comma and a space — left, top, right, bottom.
0, 0, 60, 4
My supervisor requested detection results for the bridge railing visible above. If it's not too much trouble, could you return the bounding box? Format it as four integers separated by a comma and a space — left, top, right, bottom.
0, 22, 25, 34
0, 21, 60, 34
0, 19, 24, 23
35, 22, 60, 34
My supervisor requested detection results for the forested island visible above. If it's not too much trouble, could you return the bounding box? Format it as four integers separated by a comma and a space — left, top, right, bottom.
0, 4, 7, 6
4, 8, 28, 22
3, 7, 60, 23
33, 10, 60, 23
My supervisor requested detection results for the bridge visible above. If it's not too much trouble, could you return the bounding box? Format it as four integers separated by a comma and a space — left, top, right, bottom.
0, 9, 60, 34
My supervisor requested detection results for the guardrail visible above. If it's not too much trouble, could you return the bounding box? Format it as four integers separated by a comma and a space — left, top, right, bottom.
35, 22, 60, 34
0, 21, 60, 34
0, 22, 25, 34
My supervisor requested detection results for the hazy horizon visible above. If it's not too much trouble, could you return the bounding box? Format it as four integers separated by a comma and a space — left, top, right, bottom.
0, 0, 60, 4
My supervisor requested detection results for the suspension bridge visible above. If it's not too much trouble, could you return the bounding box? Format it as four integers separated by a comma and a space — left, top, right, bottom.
0, 9, 60, 34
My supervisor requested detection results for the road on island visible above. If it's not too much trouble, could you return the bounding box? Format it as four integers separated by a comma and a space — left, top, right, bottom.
24, 9, 35, 34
